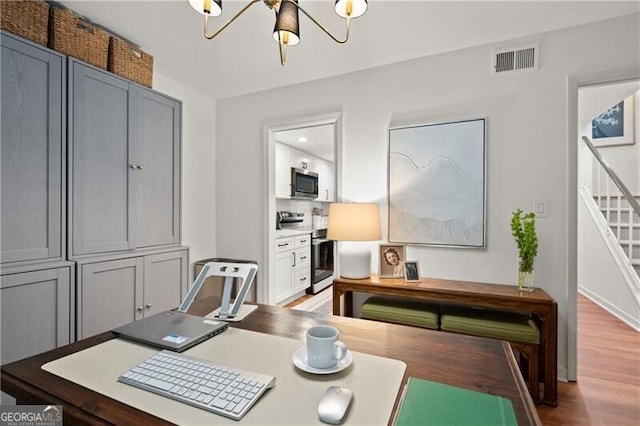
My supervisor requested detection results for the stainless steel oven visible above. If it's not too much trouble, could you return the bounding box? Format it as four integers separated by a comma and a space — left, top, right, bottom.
308, 228, 334, 294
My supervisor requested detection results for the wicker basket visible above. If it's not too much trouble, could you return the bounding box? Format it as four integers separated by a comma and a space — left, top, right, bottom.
108, 37, 153, 87
0, 0, 49, 46
48, 7, 109, 69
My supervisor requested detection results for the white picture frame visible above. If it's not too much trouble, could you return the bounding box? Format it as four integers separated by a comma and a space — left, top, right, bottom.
592, 95, 635, 147
404, 261, 420, 282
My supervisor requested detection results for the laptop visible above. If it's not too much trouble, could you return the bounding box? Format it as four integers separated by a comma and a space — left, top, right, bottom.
112, 311, 228, 352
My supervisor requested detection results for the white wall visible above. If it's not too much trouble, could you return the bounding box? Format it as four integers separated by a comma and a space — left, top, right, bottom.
215, 14, 640, 380
154, 72, 217, 281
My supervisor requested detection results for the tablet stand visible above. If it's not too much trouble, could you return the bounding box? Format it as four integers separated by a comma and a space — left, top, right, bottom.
177, 260, 258, 321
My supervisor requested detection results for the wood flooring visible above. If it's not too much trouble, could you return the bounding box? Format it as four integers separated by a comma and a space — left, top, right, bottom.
537, 293, 639, 425
288, 290, 640, 425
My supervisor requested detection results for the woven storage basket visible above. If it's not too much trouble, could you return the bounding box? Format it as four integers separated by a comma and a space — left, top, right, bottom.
0, 0, 49, 46
48, 7, 109, 69
108, 37, 153, 87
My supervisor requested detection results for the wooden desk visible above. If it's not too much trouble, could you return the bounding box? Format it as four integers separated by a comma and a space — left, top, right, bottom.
333, 275, 558, 406
1, 299, 540, 425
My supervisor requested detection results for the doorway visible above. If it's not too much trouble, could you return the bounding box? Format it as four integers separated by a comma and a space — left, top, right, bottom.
264, 112, 342, 305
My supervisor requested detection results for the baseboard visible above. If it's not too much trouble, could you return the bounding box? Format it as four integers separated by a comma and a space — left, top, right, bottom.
578, 286, 640, 331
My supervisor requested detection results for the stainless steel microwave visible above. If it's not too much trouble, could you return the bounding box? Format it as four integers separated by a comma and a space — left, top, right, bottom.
291, 167, 318, 199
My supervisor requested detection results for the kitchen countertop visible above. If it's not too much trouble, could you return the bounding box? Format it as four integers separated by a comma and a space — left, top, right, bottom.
275, 227, 312, 238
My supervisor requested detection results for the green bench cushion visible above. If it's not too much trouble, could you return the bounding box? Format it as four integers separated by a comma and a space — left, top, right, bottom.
361, 296, 439, 329
441, 306, 540, 344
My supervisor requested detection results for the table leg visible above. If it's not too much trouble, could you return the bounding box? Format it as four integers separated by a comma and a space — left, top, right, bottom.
344, 291, 354, 317
332, 285, 341, 315
539, 305, 558, 406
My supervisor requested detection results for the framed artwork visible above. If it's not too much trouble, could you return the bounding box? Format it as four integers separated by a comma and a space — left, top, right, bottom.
404, 261, 420, 282
388, 118, 487, 248
592, 95, 635, 147
379, 244, 406, 278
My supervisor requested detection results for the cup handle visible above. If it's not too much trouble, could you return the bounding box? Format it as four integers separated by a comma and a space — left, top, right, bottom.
334, 340, 347, 361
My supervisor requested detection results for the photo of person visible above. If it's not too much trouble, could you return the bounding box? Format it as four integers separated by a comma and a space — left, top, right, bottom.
379, 244, 406, 278
404, 261, 420, 281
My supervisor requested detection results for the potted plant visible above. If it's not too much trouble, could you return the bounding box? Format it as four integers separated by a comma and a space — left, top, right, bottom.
510, 209, 538, 292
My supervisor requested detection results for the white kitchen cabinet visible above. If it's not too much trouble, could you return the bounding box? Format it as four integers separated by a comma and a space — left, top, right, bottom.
316, 158, 335, 202
275, 143, 291, 198
273, 234, 311, 304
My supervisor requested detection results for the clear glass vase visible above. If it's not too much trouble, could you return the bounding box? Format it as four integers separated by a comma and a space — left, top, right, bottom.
518, 269, 535, 292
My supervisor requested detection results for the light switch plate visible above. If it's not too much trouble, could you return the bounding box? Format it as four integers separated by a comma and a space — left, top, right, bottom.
534, 199, 548, 218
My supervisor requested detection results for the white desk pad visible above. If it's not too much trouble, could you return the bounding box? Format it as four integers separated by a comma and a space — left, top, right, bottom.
42, 328, 407, 425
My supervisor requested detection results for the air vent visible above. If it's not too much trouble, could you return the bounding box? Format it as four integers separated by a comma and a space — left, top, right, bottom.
492, 44, 538, 76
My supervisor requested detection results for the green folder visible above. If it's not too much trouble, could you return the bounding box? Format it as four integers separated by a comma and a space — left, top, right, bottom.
394, 377, 518, 426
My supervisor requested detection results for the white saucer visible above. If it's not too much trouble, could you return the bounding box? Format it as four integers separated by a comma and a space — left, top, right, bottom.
292, 347, 353, 375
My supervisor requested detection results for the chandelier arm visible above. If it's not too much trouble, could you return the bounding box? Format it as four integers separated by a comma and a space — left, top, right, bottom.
203, 0, 263, 40
287, 0, 351, 44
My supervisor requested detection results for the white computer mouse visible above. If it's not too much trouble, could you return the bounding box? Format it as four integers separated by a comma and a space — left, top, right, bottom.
317, 386, 354, 425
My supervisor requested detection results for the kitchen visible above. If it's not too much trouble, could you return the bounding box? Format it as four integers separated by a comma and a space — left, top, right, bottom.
272, 121, 337, 305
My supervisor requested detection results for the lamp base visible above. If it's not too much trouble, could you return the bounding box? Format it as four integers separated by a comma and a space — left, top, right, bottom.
339, 246, 372, 279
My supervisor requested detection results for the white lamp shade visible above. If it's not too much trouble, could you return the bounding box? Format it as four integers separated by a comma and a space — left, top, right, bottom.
327, 203, 381, 241
334, 0, 368, 19
188, 0, 222, 16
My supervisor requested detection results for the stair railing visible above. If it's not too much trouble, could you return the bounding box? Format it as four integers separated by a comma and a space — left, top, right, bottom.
582, 136, 640, 268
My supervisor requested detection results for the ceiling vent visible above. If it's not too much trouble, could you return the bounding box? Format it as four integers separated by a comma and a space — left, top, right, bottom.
492, 44, 538, 76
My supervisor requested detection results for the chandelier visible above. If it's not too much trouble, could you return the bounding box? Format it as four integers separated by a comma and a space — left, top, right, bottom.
187, 0, 368, 65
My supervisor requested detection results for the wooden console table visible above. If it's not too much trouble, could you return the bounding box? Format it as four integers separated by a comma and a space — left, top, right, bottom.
333, 275, 558, 406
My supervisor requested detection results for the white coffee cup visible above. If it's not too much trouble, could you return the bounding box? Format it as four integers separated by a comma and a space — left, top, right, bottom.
306, 325, 347, 369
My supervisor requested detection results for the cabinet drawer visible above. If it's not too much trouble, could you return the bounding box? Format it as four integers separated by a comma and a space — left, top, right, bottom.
294, 234, 311, 248
295, 247, 311, 270
275, 237, 294, 253
294, 268, 311, 290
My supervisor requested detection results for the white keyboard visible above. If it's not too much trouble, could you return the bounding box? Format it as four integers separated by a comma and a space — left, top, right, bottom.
118, 350, 276, 420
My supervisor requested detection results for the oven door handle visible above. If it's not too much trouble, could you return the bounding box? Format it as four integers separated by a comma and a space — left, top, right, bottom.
312, 238, 331, 245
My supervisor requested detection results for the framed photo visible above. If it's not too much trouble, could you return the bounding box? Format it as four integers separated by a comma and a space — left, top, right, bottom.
379, 244, 406, 278
388, 118, 487, 248
404, 261, 420, 282
592, 95, 635, 147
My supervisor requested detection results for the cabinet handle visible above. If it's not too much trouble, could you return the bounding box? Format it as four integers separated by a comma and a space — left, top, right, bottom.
300, 277, 307, 282
300, 255, 307, 261
300, 239, 307, 243
130, 164, 137, 169
325, 189, 328, 200
137, 306, 144, 312
292, 252, 296, 267
137, 165, 144, 170
145, 303, 152, 309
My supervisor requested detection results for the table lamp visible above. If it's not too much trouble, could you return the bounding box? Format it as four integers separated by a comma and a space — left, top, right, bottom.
327, 202, 381, 279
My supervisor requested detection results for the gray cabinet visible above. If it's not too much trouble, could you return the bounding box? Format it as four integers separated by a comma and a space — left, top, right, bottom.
77, 248, 189, 339
1, 266, 72, 364
1, 32, 65, 266
69, 60, 181, 257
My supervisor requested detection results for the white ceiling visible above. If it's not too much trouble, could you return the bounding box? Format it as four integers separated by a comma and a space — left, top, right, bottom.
275, 123, 335, 161
56, 1, 639, 100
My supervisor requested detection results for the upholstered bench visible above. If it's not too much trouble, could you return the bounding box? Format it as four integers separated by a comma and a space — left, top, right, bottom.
440, 305, 541, 403
360, 296, 440, 329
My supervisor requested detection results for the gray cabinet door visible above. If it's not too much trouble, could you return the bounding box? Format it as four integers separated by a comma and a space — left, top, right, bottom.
135, 87, 181, 248
1, 33, 64, 264
0, 267, 71, 364
78, 257, 143, 339
70, 61, 135, 256
143, 249, 188, 316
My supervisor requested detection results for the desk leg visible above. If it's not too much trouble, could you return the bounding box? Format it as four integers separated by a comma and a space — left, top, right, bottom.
539, 305, 558, 406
